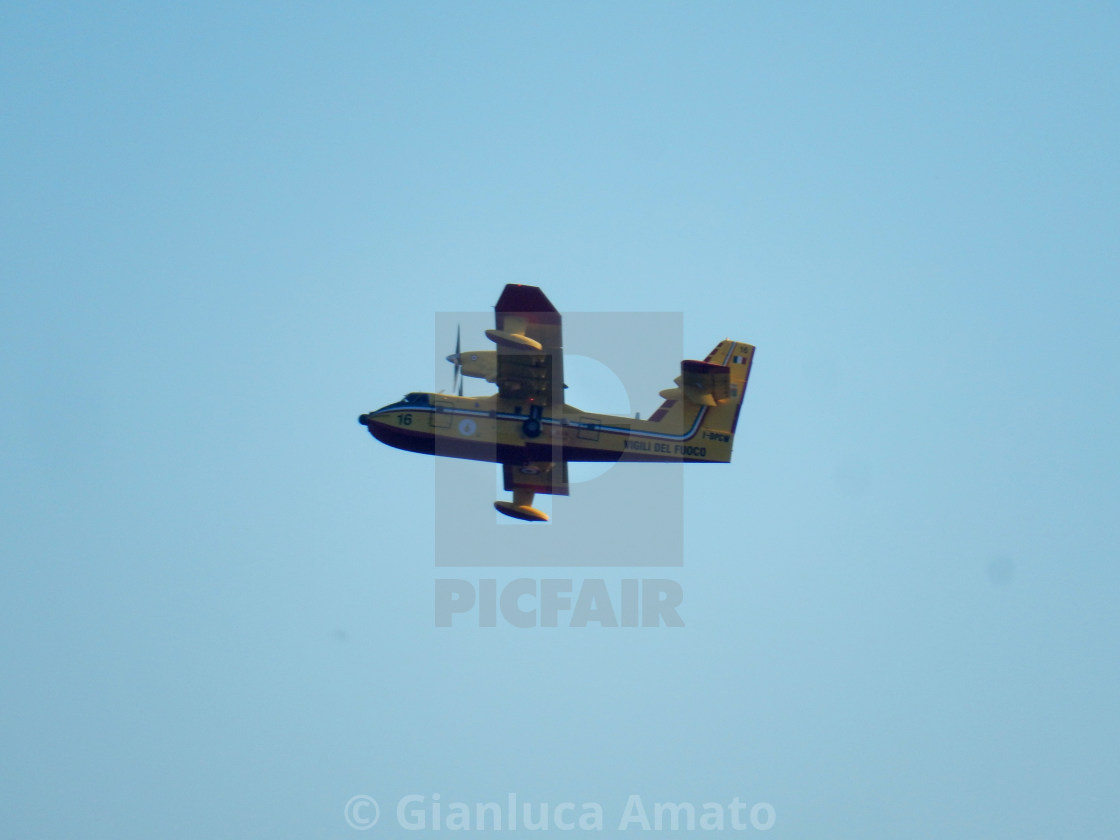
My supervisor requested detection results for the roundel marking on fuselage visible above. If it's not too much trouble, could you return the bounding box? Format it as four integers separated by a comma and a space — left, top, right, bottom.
458, 418, 477, 436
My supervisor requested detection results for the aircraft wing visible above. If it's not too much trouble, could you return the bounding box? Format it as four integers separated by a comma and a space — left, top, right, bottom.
503, 461, 569, 497
487, 284, 564, 409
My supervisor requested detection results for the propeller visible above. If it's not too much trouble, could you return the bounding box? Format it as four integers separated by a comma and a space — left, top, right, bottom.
445, 324, 464, 396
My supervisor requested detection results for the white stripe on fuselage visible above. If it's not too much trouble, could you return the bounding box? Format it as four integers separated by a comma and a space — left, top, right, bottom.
375, 404, 708, 442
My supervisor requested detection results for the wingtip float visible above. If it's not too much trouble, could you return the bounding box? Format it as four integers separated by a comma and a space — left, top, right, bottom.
358, 284, 755, 521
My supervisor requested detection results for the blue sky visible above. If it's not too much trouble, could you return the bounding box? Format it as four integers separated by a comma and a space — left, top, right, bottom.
3, 2, 1118, 837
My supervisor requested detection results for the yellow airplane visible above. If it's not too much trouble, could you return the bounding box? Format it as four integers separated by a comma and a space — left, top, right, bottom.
358, 285, 755, 521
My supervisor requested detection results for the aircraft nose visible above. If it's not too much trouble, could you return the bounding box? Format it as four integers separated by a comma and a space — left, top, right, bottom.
358, 413, 371, 426
446, 353, 460, 365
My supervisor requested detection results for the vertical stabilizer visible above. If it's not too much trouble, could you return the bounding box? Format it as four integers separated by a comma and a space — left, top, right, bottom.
647, 339, 755, 462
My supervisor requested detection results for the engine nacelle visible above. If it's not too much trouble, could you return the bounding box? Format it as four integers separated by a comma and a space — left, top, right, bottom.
458, 350, 498, 382
660, 361, 730, 405
485, 328, 542, 350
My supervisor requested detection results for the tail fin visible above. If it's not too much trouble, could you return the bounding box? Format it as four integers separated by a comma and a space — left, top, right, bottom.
647, 339, 755, 462
697, 339, 755, 451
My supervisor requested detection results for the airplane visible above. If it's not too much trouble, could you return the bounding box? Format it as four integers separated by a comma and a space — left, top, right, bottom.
358, 284, 755, 521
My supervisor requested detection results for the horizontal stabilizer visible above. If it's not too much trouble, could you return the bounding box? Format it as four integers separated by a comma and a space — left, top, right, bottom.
680, 360, 730, 406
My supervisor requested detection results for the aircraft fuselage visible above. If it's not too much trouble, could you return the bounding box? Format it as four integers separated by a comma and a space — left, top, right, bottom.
358, 392, 730, 464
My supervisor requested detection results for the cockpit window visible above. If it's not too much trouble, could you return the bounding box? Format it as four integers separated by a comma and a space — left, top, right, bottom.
379, 392, 431, 412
